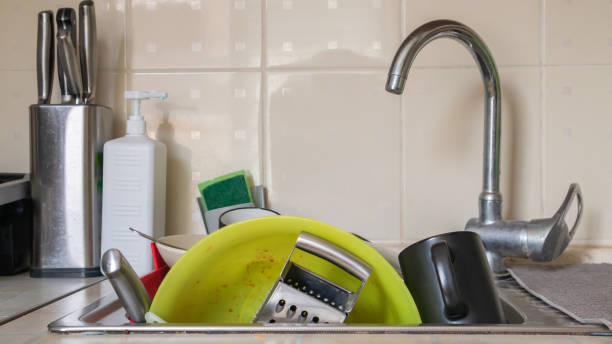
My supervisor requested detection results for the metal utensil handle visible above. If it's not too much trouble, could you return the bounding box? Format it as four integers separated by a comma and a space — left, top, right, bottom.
79, 0, 96, 103
56, 8, 77, 104
295, 232, 371, 282
554, 183, 583, 239
100, 249, 151, 323
37, 11, 54, 104
57, 32, 82, 103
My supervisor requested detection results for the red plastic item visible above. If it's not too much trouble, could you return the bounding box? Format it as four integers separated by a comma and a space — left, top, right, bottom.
151, 242, 165, 270
139, 243, 169, 300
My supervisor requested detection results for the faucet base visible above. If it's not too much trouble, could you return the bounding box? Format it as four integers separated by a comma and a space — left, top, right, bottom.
485, 251, 509, 276
465, 217, 529, 274
467, 182, 582, 274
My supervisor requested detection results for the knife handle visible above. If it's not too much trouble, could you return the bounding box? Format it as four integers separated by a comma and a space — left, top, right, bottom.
79, 1, 97, 104
56, 8, 77, 104
37, 11, 54, 104
57, 32, 83, 104
101, 249, 151, 323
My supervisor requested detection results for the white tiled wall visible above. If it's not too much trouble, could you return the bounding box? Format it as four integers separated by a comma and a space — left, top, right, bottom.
266, 0, 400, 67
0, 0, 610, 245
128, 0, 261, 69
266, 71, 401, 240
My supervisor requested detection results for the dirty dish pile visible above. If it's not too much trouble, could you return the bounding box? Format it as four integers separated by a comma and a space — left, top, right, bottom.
149, 216, 421, 325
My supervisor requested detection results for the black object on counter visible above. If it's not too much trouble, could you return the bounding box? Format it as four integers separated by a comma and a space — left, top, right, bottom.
398, 231, 506, 324
0, 174, 32, 275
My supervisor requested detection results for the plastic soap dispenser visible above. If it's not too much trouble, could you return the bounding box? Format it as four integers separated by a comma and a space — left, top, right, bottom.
101, 91, 168, 276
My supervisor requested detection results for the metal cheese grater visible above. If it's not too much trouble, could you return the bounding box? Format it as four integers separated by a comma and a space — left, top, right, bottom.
253, 232, 371, 324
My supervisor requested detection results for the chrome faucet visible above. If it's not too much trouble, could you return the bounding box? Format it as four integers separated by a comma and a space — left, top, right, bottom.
386, 20, 583, 274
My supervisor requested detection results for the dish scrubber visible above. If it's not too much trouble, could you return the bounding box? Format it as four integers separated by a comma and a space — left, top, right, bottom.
198, 170, 253, 210
197, 170, 254, 233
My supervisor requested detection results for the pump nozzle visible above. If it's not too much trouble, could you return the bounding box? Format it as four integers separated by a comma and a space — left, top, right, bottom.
124, 90, 168, 135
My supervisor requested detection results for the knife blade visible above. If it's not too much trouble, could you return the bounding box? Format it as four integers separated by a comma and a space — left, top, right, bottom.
57, 31, 83, 104
100, 249, 151, 323
79, 1, 97, 104
56, 8, 77, 104
36, 11, 54, 104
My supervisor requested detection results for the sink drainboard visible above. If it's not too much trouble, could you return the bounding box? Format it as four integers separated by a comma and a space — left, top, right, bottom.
48, 276, 611, 336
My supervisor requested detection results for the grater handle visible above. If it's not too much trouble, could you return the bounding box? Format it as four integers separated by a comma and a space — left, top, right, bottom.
295, 232, 371, 282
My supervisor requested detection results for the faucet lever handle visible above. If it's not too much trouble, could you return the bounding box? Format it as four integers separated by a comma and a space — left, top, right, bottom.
553, 183, 582, 241
554, 183, 583, 240
529, 183, 583, 262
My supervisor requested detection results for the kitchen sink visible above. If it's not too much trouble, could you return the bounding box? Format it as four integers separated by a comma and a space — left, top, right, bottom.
48, 276, 611, 336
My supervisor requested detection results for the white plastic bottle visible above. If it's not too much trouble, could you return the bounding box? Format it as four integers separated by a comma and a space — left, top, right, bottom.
101, 91, 168, 276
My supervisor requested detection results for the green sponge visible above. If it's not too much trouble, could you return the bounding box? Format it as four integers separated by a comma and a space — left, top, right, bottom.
198, 170, 253, 211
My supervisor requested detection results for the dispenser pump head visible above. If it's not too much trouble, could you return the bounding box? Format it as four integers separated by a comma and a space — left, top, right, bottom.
124, 90, 168, 135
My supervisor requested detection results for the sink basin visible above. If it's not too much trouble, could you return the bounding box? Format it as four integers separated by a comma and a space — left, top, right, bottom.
48, 276, 611, 336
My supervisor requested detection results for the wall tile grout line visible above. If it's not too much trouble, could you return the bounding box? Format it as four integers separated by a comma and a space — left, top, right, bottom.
261, 73, 270, 197
138, 65, 606, 73
158, 63, 612, 71
259, 0, 267, 187
128, 69, 263, 74
399, 0, 407, 241
266, 65, 398, 71
122, 0, 130, 119
2, 65, 569, 74
540, 0, 547, 214
401, 0, 407, 37
126, 67, 393, 73
11, 64, 599, 74
573, 239, 612, 246
125, 0, 132, 93
123, 0, 129, 73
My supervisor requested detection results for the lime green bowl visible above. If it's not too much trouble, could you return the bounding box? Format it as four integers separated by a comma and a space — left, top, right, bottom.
150, 216, 421, 324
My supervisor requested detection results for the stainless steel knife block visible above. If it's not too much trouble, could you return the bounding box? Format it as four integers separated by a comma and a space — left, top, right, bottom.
29, 104, 113, 277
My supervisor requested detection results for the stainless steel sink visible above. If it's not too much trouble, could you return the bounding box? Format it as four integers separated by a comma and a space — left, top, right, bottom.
48, 276, 611, 336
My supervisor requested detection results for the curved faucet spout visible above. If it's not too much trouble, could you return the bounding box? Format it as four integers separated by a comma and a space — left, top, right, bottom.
386, 20, 502, 223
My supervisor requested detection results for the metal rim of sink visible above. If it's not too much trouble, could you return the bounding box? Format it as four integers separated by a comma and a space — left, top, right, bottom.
48, 319, 611, 337
47, 276, 611, 336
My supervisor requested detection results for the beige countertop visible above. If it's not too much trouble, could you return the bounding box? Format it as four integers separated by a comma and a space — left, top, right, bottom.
0, 245, 611, 343
0, 272, 104, 326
